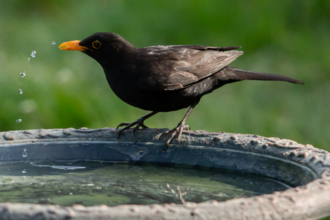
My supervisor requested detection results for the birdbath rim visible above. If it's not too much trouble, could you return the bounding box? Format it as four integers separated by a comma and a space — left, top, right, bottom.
0, 127, 329, 220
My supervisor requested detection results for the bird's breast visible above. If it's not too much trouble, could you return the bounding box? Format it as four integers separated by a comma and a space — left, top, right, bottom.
101, 65, 220, 112
103, 66, 139, 101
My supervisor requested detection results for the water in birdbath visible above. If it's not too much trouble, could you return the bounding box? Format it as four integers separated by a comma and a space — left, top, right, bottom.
0, 161, 290, 206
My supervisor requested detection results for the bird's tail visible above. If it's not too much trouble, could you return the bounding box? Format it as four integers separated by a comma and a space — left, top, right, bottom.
224, 66, 304, 84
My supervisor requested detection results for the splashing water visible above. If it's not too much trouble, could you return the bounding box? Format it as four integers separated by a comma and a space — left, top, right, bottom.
27, 57, 30, 62
16, 119, 22, 124
22, 148, 27, 158
52, 41, 56, 45
19, 89, 23, 94
20, 72, 26, 77
31, 50, 36, 58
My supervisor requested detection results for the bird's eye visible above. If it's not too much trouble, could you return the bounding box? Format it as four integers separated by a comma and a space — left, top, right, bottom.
92, 40, 101, 49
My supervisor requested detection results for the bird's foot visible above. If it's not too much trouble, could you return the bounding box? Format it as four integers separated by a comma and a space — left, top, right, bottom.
160, 124, 190, 150
116, 119, 149, 139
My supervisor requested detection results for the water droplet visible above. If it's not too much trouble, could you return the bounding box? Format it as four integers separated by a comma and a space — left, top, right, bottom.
20, 72, 26, 77
22, 151, 27, 158
16, 119, 22, 123
52, 41, 56, 45
31, 50, 36, 58
19, 89, 23, 94
22, 169, 26, 174
27, 57, 30, 62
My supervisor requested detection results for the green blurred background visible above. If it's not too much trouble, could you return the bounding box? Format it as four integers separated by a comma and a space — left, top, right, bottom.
0, 0, 329, 153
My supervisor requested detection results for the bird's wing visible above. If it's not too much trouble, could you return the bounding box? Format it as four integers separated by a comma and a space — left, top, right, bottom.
170, 45, 241, 51
137, 46, 243, 92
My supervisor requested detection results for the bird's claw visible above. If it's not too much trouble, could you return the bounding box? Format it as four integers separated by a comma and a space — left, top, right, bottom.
160, 124, 190, 150
116, 119, 149, 139
132, 123, 148, 134
116, 123, 130, 129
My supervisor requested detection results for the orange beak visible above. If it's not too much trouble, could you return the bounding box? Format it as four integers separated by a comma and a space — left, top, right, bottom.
59, 40, 88, 51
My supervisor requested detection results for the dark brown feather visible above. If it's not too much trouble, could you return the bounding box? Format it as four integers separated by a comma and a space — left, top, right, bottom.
137, 46, 243, 92
220, 66, 304, 84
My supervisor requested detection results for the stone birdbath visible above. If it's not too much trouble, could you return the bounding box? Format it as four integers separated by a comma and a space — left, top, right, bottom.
0, 128, 329, 220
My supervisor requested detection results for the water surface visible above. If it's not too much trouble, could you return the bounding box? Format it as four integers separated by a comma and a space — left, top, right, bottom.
0, 161, 290, 206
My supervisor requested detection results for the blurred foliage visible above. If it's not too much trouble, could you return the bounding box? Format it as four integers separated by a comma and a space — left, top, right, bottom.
0, 0, 329, 154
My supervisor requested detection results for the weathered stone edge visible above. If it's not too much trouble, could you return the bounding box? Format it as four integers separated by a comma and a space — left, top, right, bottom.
0, 128, 328, 220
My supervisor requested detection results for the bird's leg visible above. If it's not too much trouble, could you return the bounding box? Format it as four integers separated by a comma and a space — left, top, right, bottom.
117, 111, 158, 139
161, 99, 200, 149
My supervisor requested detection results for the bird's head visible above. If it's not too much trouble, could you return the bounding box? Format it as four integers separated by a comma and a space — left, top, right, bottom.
59, 32, 136, 66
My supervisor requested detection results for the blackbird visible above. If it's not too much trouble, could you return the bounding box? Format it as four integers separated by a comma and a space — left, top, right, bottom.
59, 32, 304, 146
